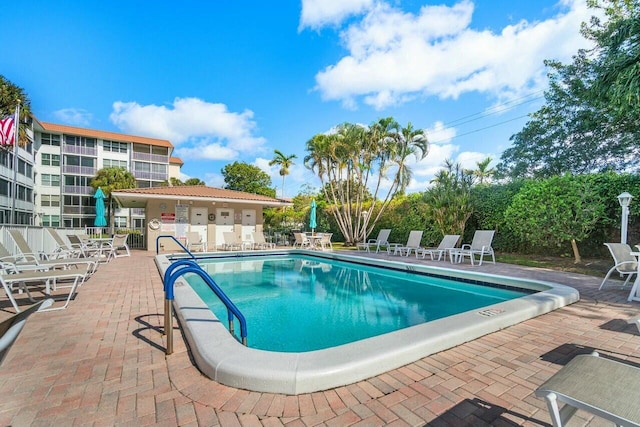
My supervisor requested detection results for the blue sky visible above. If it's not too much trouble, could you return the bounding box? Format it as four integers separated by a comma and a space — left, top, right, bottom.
3, 0, 594, 197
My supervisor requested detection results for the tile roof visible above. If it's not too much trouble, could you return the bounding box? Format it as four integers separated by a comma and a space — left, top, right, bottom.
39, 121, 174, 148
169, 157, 184, 165
113, 185, 288, 203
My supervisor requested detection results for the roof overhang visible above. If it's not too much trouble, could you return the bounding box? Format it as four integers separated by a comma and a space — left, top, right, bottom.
112, 191, 293, 209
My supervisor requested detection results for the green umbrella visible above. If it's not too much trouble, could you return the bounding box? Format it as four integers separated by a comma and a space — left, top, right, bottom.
94, 187, 107, 227
309, 199, 317, 232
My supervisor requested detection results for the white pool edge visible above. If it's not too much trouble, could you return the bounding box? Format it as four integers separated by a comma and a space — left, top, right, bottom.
156, 250, 580, 395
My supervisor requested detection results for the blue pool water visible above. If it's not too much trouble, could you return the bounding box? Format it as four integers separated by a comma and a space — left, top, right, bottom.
185, 254, 529, 352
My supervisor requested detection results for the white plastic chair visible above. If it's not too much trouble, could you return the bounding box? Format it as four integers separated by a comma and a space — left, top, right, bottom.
416, 235, 460, 260
599, 243, 637, 290
356, 229, 391, 253
452, 230, 495, 265
389, 231, 423, 256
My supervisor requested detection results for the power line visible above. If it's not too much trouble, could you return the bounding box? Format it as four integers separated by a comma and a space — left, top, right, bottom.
429, 114, 530, 144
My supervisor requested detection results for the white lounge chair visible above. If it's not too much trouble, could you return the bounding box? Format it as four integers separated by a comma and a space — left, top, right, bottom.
8, 229, 71, 261
0, 266, 86, 312
318, 233, 333, 251
221, 232, 243, 251
45, 228, 83, 258
599, 243, 637, 290
416, 235, 460, 260
451, 230, 495, 265
0, 241, 99, 276
357, 229, 391, 253
536, 352, 640, 427
186, 232, 206, 252
389, 230, 424, 256
252, 231, 275, 250
0, 298, 53, 365
293, 232, 311, 248
101, 234, 131, 258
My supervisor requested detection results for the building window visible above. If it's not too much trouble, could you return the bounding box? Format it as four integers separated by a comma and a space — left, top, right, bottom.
103, 159, 127, 169
133, 161, 150, 173
151, 163, 167, 174
41, 194, 61, 207
41, 133, 61, 146
103, 140, 128, 153
114, 216, 127, 228
65, 155, 95, 168
42, 174, 60, 186
65, 135, 96, 148
64, 175, 91, 186
42, 153, 61, 166
42, 215, 61, 227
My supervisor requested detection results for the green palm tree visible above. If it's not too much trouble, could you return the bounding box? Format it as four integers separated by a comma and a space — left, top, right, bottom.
0, 76, 33, 148
269, 150, 297, 198
91, 167, 136, 230
473, 157, 495, 185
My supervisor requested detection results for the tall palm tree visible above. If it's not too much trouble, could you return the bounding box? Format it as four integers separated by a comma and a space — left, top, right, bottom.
473, 157, 495, 185
269, 150, 297, 198
0, 76, 33, 148
91, 167, 136, 231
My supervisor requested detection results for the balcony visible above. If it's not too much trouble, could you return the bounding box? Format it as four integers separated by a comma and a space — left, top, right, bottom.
131, 151, 169, 163
132, 170, 168, 181
63, 185, 94, 195
63, 165, 97, 176
62, 144, 97, 156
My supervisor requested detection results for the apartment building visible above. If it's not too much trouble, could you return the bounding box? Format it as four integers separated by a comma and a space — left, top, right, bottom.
29, 120, 181, 228
0, 133, 36, 225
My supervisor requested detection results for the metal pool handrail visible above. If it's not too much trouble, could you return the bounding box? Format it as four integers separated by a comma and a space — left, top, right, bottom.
155, 235, 195, 259
162, 259, 247, 354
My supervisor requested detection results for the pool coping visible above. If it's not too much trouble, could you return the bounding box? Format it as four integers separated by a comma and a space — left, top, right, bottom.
155, 250, 580, 395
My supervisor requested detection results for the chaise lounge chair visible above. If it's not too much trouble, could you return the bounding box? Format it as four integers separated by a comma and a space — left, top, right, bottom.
451, 230, 495, 266
416, 234, 460, 260
186, 232, 206, 252
357, 229, 391, 253
599, 243, 637, 290
389, 230, 424, 257
252, 231, 275, 250
536, 352, 640, 427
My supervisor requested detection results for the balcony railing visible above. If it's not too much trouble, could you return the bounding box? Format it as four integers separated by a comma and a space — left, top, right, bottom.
63, 165, 97, 176
132, 170, 168, 181
62, 144, 97, 156
63, 185, 94, 195
131, 208, 146, 216
131, 151, 169, 163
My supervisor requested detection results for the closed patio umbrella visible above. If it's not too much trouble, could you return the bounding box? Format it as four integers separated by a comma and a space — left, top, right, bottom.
94, 187, 107, 227
309, 199, 317, 233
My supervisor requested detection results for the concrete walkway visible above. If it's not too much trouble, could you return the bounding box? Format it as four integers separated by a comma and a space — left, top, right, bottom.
0, 250, 638, 426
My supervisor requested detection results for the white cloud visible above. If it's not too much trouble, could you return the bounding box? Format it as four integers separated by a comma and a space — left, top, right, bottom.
314, 0, 593, 109
203, 172, 226, 188
109, 97, 267, 159
299, 0, 374, 31
53, 108, 92, 127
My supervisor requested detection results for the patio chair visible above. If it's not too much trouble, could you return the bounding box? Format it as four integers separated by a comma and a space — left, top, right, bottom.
293, 232, 311, 249
599, 243, 637, 290
535, 352, 640, 427
101, 234, 131, 258
0, 266, 86, 312
356, 229, 391, 253
252, 231, 275, 250
416, 235, 460, 260
318, 233, 333, 251
389, 230, 423, 257
451, 230, 495, 266
186, 232, 206, 252
45, 228, 82, 258
0, 240, 99, 276
8, 229, 72, 261
221, 232, 242, 251
0, 298, 53, 366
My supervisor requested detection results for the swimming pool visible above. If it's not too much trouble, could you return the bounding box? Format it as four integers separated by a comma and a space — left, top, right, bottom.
156, 250, 579, 394
188, 255, 531, 352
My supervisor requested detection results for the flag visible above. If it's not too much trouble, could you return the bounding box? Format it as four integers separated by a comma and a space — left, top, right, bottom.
0, 116, 15, 146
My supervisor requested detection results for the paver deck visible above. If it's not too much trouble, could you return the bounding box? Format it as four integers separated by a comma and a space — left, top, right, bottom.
0, 250, 638, 426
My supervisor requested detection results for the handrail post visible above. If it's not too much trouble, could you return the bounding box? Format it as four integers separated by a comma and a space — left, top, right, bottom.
162, 259, 248, 355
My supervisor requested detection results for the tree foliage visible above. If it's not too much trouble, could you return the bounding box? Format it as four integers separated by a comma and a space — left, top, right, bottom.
304, 117, 429, 244
269, 150, 297, 198
221, 161, 276, 198
503, 175, 606, 262
423, 160, 474, 237
90, 167, 137, 227
0, 75, 33, 148
498, 0, 640, 179
168, 177, 205, 186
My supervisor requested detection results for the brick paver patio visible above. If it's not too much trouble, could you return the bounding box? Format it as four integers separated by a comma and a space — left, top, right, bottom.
0, 250, 638, 426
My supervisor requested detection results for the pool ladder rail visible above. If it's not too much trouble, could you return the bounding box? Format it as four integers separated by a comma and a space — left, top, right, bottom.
161, 257, 248, 355
156, 234, 195, 259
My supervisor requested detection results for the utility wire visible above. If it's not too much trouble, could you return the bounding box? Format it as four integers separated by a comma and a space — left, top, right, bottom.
429, 114, 530, 144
